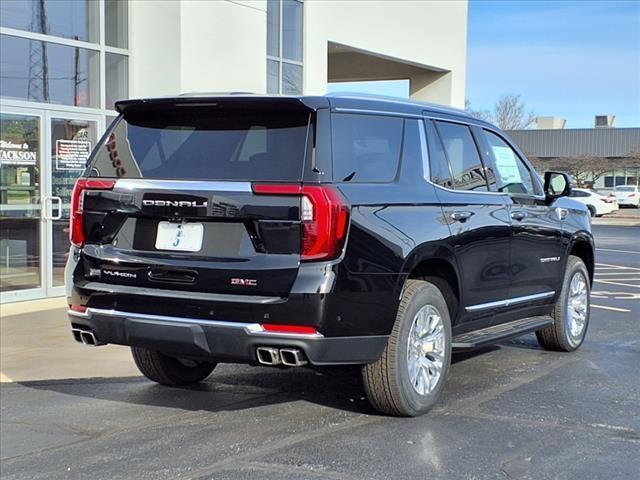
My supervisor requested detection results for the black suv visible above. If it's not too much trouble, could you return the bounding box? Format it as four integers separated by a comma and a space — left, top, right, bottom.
66, 94, 593, 417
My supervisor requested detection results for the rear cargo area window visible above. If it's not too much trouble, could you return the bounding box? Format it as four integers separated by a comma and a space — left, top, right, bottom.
332, 113, 403, 183
89, 109, 310, 181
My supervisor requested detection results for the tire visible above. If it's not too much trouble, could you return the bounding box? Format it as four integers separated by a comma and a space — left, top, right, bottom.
131, 347, 216, 386
362, 279, 452, 417
587, 205, 596, 217
536, 256, 590, 352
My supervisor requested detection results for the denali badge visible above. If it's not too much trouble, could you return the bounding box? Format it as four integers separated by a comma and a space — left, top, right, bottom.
142, 199, 208, 208
540, 257, 561, 263
102, 269, 137, 279
230, 278, 257, 286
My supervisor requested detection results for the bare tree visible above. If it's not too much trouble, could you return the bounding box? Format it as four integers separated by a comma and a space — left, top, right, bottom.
547, 156, 616, 188
523, 153, 546, 175
492, 94, 536, 130
465, 95, 536, 130
464, 99, 492, 122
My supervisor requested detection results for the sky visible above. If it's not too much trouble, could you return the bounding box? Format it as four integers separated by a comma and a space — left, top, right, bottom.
327, 0, 640, 128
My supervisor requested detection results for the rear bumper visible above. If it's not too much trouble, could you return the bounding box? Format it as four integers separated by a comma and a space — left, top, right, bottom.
68, 308, 388, 366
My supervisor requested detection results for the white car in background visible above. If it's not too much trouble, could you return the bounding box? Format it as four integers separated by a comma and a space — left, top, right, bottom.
569, 188, 616, 216
612, 185, 640, 208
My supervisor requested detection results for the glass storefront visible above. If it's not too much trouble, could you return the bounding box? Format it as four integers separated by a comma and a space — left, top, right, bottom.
0, 0, 128, 302
50, 117, 98, 286
0, 113, 41, 292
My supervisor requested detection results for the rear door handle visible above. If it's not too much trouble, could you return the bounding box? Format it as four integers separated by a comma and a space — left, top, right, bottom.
450, 210, 474, 222
510, 210, 526, 221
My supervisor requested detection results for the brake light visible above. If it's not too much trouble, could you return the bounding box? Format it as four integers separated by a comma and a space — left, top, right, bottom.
628, 193, 636, 197
70, 178, 116, 246
260, 323, 318, 335
252, 184, 350, 261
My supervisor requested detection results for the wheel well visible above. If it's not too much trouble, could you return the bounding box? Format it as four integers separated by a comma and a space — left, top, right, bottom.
569, 241, 594, 285
408, 259, 460, 321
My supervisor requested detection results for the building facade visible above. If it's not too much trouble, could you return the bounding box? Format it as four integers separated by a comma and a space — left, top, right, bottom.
507, 127, 640, 190
0, 0, 468, 302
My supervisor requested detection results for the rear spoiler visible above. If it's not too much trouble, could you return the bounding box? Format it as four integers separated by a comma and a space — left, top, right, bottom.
115, 95, 330, 115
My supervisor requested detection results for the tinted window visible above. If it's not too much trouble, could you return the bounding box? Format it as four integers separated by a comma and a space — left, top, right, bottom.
434, 122, 487, 191
402, 119, 423, 175
425, 120, 453, 189
483, 130, 535, 195
89, 109, 310, 181
332, 114, 403, 183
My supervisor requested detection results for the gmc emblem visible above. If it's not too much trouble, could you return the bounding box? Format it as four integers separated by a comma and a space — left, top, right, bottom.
230, 278, 257, 286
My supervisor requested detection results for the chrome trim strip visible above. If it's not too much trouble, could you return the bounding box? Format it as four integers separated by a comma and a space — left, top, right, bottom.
465, 291, 555, 312
332, 107, 423, 119
418, 119, 430, 181
81, 282, 285, 304
68, 308, 325, 338
114, 179, 252, 192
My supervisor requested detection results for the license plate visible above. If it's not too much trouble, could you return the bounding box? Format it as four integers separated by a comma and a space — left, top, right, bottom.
155, 222, 204, 252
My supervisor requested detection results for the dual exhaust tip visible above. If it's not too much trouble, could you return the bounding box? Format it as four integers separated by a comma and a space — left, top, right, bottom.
256, 347, 308, 367
71, 327, 104, 346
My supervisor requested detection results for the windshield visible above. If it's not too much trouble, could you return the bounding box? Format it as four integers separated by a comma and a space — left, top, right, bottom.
614, 186, 635, 192
89, 109, 311, 181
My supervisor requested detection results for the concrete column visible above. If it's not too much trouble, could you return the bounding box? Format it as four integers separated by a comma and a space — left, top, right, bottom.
409, 71, 453, 106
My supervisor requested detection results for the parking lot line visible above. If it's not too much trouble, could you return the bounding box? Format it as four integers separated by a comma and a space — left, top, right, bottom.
595, 272, 640, 276
596, 248, 640, 255
591, 304, 631, 313
596, 263, 640, 271
594, 279, 640, 288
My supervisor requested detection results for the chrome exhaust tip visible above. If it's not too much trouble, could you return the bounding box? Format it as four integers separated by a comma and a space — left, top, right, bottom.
256, 347, 282, 365
279, 348, 308, 367
71, 327, 104, 347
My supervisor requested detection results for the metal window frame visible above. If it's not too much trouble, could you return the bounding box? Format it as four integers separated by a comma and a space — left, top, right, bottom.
0, 0, 129, 116
266, 0, 304, 94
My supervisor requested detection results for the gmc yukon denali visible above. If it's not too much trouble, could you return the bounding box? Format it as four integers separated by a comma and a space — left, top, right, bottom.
66, 94, 594, 417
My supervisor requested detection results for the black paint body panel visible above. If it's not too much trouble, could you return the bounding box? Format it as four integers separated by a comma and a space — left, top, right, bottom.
67, 94, 594, 364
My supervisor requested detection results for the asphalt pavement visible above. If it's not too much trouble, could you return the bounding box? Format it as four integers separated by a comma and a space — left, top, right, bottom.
1, 225, 638, 480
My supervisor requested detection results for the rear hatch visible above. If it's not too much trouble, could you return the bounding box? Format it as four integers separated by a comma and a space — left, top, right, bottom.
73, 98, 313, 297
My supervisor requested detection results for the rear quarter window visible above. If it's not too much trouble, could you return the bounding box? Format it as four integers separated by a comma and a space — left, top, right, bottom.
331, 113, 403, 183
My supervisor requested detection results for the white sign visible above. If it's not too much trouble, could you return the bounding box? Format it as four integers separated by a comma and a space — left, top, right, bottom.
492, 146, 522, 185
0, 140, 37, 166
55, 139, 91, 171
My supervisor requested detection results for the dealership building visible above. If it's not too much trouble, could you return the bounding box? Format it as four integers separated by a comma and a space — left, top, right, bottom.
0, 0, 468, 302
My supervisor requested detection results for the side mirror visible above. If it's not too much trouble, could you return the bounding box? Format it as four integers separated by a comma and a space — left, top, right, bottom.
544, 171, 572, 203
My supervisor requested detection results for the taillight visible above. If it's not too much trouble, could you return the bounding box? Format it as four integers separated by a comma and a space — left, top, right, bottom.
70, 178, 116, 246
628, 193, 636, 197
260, 323, 318, 335
252, 184, 350, 261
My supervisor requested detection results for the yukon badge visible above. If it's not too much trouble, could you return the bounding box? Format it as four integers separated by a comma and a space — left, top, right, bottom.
230, 278, 257, 287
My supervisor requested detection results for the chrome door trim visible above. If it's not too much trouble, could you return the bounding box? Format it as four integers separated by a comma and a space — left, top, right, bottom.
466, 291, 555, 312
114, 179, 252, 192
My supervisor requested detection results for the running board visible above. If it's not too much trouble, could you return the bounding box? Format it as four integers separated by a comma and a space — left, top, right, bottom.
452, 316, 553, 351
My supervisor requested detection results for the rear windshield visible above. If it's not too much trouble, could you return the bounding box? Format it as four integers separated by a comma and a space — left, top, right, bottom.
614, 186, 635, 192
88, 109, 311, 181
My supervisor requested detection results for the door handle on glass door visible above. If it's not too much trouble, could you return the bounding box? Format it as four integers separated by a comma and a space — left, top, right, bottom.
42, 196, 63, 220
